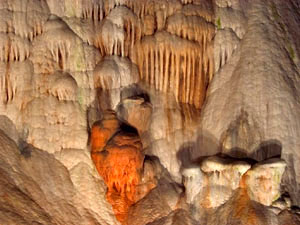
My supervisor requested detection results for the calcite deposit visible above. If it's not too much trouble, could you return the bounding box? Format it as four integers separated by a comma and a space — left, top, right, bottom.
0, 0, 300, 224
91, 112, 145, 223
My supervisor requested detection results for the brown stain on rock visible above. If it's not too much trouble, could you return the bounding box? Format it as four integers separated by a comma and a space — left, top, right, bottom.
232, 189, 260, 225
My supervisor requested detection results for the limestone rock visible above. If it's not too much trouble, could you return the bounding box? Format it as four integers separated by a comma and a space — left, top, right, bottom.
243, 158, 287, 206
94, 56, 140, 110
200, 0, 300, 205
182, 166, 205, 204
0, 130, 118, 225
0, 0, 299, 223
278, 210, 300, 225
117, 96, 152, 135
23, 96, 88, 153
127, 181, 182, 225
147, 209, 198, 225
206, 189, 279, 225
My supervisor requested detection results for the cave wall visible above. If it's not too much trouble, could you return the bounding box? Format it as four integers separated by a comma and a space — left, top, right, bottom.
0, 0, 300, 224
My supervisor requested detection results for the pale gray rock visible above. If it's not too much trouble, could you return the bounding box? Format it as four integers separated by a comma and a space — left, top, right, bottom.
23, 96, 88, 153
244, 158, 286, 206
0, 130, 118, 225
182, 166, 205, 204
200, 0, 300, 205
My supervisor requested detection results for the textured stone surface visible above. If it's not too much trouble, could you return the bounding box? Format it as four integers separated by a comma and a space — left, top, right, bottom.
206, 189, 279, 225
183, 156, 287, 213
91, 113, 144, 224
199, 0, 300, 206
243, 158, 286, 206
0, 130, 118, 225
0, 0, 299, 224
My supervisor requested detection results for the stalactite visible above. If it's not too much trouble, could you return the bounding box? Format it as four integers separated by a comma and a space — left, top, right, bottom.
0, 33, 30, 62
166, 13, 215, 45
0, 38, 15, 105
94, 6, 142, 58
175, 53, 180, 102
159, 47, 164, 91
82, 0, 105, 23
214, 29, 240, 73
181, 0, 193, 4
163, 49, 170, 92
101, 0, 183, 35
133, 28, 214, 108
154, 49, 159, 90
0, 64, 13, 104
48, 72, 78, 101
49, 42, 69, 71
150, 48, 154, 86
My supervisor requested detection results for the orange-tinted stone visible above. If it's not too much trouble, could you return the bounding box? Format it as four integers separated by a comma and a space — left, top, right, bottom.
91, 111, 120, 153
91, 114, 144, 225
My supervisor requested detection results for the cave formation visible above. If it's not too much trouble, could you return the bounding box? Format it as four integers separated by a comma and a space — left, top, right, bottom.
91, 111, 145, 224
0, 0, 300, 225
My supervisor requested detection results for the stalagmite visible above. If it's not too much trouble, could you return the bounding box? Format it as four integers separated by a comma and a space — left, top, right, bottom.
90, 111, 121, 152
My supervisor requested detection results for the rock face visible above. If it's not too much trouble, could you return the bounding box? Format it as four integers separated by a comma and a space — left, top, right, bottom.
243, 158, 287, 206
0, 130, 118, 225
0, 0, 300, 224
198, 0, 300, 207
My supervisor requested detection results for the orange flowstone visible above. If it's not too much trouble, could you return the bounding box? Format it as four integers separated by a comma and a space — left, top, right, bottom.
91, 112, 120, 153
91, 115, 144, 224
